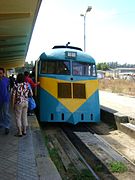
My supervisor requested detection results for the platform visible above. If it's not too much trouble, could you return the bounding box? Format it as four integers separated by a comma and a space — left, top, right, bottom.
0, 108, 62, 180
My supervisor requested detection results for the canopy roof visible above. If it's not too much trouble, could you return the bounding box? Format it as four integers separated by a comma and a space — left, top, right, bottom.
0, 0, 42, 69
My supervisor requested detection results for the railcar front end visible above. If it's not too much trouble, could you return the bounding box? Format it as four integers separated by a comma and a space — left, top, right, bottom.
35, 46, 100, 124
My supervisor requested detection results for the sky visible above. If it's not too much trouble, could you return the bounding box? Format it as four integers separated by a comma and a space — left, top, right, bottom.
26, 0, 135, 64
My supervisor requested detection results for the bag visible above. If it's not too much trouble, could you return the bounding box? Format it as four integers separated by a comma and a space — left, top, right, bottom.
28, 97, 36, 110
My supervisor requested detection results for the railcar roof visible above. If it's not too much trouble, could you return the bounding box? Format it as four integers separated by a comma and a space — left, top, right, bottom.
40, 47, 96, 63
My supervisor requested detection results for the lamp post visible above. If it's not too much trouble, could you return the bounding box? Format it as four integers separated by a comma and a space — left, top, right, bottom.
80, 6, 92, 52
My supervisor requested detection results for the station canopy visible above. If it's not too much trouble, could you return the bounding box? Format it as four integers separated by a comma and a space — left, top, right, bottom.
0, 0, 42, 69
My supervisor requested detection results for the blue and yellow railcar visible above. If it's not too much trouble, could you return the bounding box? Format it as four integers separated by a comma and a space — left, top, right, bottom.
35, 45, 100, 124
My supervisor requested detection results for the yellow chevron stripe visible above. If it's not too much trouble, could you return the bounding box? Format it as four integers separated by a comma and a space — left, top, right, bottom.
39, 77, 98, 112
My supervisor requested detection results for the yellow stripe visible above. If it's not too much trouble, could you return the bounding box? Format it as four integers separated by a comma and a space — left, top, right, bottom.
39, 77, 98, 112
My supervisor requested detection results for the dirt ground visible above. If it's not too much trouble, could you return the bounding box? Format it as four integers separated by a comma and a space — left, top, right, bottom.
99, 79, 135, 97
94, 122, 135, 163
93, 122, 135, 180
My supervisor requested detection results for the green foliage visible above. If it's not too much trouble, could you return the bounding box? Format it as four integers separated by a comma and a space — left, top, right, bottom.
96, 62, 109, 71
43, 133, 95, 179
109, 161, 127, 173
15, 61, 34, 73
97, 61, 135, 69
94, 164, 103, 172
107, 61, 118, 69
49, 148, 63, 170
76, 169, 96, 180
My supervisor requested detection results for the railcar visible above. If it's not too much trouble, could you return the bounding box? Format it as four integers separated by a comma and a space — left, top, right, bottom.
35, 45, 100, 124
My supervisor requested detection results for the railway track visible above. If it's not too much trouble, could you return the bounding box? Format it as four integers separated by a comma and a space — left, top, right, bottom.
61, 124, 118, 179
62, 124, 135, 179
43, 123, 135, 179
43, 124, 99, 180
85, 124, 135, 167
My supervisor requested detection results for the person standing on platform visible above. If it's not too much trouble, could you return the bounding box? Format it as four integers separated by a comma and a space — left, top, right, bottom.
24, 71, 40, 90
0, 68, 11, 135
12, 73, 33, 137
24, 71, 39, 115
9, 74, 15, 91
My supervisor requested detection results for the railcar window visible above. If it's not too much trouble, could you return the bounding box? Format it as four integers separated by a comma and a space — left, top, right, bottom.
57, 61, 70, 75
41, 60, 70, 75
72, 62, 97, 76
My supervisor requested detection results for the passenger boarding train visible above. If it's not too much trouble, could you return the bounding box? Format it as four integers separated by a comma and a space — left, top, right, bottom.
35, 45, 100, 124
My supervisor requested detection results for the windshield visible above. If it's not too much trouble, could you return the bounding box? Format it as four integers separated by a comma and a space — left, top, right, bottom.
41, 60, 70, 75
72, 61, 97, 76
40, 60, 96, 77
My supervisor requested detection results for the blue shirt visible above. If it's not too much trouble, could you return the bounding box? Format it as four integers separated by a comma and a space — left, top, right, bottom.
0, 76, 10, 106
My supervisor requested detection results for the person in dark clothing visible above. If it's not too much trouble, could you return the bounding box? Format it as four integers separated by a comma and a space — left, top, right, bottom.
0, 68, 11, 134
9, 74, 15, 91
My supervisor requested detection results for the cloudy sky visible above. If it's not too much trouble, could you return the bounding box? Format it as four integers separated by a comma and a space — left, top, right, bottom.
26, 0, 135, 64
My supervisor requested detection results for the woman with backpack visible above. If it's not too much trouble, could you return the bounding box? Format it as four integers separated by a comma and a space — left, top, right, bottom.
12, 73, 33, 137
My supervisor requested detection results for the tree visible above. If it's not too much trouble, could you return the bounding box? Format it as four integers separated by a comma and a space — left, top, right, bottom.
97, 62, 109, 71
15, 62, 34, 73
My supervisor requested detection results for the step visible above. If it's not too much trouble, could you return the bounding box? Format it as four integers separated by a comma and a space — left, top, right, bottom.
120, 123, 135, 139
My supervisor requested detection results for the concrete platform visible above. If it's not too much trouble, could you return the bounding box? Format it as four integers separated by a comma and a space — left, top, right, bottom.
101, 105, 135, 139
119, 123, 135, 139
99, 91, 135, 139
0, 109, 62, 180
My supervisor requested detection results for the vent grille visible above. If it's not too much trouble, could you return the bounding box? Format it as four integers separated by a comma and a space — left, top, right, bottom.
58, 83, 71, 98
73, 83, 86, 98
58, 83, 86, 99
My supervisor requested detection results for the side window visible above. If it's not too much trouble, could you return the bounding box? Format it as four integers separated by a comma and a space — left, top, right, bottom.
92, 64, 96, 76
41, 61, 47, 73
40, 61, 56, 74
47, 61, 56, 74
